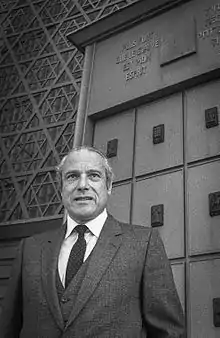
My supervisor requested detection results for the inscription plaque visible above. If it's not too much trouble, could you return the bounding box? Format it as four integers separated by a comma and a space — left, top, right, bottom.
160, 16, 196, 66
213, 298, 220, 327
209, 191, 220, 217
198, 4, 220, 54
106, 138, 118, 158
153, 124, 165, 144
205, 106, 219, 128
116, 32, 159, 82
151, 204, 164, 227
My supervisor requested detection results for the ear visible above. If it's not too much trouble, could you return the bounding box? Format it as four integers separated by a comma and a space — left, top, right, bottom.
62, 209, 67, 224
107, 180, 112, 195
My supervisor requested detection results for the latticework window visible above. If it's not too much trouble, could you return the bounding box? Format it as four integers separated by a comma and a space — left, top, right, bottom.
0, 0, 139, 224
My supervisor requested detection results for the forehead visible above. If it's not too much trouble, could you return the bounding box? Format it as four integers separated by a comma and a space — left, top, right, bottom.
63, 149, 105, 172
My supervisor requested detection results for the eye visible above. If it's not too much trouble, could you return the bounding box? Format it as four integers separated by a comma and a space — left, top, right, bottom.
65, 172, 79, 181
89, 172, 101, 180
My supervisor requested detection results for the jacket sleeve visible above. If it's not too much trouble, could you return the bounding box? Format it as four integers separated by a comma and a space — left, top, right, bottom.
0, 240, 24, 338
142, 228, 186, 338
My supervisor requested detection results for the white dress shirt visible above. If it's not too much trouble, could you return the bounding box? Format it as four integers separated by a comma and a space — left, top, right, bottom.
58, 209, 107, 286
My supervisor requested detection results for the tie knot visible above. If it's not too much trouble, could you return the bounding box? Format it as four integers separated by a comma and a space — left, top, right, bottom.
75, 224, 87, 237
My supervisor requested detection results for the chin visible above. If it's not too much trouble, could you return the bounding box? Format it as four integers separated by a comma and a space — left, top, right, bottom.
72, 211, 95, 222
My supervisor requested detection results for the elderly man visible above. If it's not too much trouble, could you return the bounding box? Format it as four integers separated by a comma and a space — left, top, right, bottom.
0, 146, 185, 337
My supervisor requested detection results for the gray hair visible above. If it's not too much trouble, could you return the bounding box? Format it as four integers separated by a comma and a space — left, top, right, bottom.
56, 145, 114, 190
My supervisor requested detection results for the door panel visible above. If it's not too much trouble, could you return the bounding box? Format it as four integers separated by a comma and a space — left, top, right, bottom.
187, 80, 220, 162
132, 171, 184, 259
171, 263, 185, 310
135, 94, 183, 175
107, 183, 131, 223
93, 109, 135, 181
188, 161, 220, 255
190, 259, 220, 338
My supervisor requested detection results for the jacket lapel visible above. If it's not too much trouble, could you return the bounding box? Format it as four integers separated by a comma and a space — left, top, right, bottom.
66, 215, 123, 327
41, 224, 66, 330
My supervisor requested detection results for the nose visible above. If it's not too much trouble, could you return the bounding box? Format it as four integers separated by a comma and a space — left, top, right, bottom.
77, 174, 89, 190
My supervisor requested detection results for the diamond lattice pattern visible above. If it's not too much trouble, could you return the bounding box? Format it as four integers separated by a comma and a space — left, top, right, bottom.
0, 0, 139, 223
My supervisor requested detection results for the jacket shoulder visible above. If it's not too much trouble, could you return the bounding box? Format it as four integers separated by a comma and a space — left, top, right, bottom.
24, 224, 63, 244
111, 214, 153, 240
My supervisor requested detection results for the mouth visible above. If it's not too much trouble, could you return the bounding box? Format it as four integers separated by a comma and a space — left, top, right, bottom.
74, 196, 94, 202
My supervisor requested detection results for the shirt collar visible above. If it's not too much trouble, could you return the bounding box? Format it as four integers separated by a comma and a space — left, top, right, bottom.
65, 209, 108, 239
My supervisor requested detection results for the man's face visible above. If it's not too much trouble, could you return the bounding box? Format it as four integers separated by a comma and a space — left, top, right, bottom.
61, 149, 112, 223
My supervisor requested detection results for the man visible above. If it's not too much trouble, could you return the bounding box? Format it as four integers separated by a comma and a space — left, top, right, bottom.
0, 146, 185, 337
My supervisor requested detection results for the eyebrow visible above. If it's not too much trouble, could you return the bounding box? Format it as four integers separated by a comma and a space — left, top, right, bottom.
64, 169, 103, 176
87, 169, 103, 174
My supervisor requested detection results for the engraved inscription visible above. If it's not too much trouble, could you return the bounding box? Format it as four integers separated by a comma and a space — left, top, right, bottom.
205, 106, 219, 128
198, 4, 220, 53
153, 124, 165, 144
209, 191, 220, 217
151, 204, 164, 227
116, 32, 160, 82
106, 138, 118, 158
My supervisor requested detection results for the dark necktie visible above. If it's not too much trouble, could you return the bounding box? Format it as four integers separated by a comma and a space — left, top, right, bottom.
65, 224, 87, 288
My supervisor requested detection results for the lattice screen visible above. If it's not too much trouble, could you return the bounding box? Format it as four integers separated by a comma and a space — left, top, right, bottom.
0, 0, 138, 224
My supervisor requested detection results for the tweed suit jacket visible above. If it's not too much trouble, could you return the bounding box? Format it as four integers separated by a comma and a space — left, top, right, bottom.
0, 214, 185, 338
